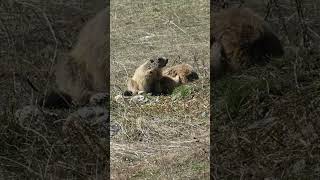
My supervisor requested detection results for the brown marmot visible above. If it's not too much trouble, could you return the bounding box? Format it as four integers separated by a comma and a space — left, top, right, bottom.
123, 56, 168, 96
160, 63, 199, 94
163, 63, 199, 84
211, 7, 284, 79
124, 60, 199, 96
39, 8, 109, 108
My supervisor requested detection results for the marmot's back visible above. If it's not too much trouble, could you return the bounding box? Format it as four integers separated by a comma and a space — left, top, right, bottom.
40, 9, 109, 108
163, 63, 199, 84
70, 9, 108, 67
211, 7, 284, 79
212, 8, 283, 63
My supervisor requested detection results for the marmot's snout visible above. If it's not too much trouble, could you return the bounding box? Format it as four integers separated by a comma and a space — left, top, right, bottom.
156, 56, 168, 68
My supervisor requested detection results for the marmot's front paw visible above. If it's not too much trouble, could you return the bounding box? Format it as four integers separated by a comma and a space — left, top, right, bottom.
138, 91, 145, 95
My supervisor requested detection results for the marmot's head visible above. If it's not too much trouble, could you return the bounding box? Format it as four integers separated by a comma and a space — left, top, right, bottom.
148, 56, 168, 69
143, 56, 168, 79
186, 71, 199, 82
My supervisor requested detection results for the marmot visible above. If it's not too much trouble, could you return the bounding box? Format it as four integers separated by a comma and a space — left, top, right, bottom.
160, 63, 199, 94
124, 56, 168, 96
163, 63, 199, 84
124, 61, 199, 96
211, 7, 284, 79
39, 8, 109, 108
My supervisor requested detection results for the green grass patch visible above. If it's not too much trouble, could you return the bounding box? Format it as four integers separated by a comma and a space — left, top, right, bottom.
171, 85, 194, 100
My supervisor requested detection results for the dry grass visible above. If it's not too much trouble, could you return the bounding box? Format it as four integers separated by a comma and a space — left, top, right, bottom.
0, 1, 109, 179
1, 0, 210, 179
211, 0, 320, 179
110, 0, 210, 179
3, 0, 317, 179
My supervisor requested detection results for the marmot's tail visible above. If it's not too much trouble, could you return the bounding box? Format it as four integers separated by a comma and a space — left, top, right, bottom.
38, 91, 73, 109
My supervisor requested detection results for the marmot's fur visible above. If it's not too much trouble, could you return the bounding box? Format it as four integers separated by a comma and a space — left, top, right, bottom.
211, 7, 284, 79
124, 56, 168, 96
124, 61, 199, 96
40, 8, 109, 108
160, 63, 199, 94
163, 63, 199, 84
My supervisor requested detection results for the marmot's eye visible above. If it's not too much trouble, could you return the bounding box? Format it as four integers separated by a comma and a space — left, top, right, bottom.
150, 59, 154, 63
